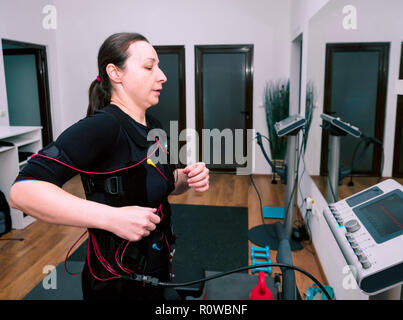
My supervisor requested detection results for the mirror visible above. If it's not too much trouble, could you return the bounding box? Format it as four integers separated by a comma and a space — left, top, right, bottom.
304, 0, 403, 202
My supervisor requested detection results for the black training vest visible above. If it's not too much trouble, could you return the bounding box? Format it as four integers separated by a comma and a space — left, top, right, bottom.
80, 105, 176, 287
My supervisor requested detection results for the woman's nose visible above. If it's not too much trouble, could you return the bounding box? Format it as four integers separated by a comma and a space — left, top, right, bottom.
157, 67, 167, 83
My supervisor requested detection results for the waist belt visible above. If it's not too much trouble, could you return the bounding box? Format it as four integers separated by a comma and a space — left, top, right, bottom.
82, 174, 125, 196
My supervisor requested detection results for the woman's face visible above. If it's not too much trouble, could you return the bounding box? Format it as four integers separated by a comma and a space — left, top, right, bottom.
119, 41, 167, 109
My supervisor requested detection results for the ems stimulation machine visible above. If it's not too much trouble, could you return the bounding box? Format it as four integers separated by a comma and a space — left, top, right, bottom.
323, 179, 403, 299
250, 114, 306, 251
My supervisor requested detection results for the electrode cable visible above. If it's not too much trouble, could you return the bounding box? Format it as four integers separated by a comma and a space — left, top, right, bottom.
156, 262, 333, 300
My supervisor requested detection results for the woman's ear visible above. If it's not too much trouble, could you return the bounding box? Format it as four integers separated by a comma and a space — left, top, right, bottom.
106, 63, 122, 84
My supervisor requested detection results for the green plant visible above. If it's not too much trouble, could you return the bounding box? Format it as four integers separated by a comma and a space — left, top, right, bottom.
264, 79, 289, 160
303, 80, 316, 152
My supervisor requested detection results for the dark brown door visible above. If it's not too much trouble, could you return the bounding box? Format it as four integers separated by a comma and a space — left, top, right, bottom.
320, 43, 389, 179
195, 45, 253, 172
392, 42, 403, 178
2, 39, 53, 145
148, 45, 186, 168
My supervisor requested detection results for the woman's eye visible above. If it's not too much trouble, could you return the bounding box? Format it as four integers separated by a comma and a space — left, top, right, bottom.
145, 66, 153, 70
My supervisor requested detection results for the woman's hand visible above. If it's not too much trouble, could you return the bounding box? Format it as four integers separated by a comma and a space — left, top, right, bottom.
183, 162, 210, 192
107, 205, 161, 242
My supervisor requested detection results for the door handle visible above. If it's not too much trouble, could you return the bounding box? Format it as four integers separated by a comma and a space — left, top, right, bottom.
240, 110, 250, 119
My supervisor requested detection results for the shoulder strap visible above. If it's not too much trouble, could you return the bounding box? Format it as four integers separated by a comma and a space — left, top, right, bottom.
102, 105, 150, 148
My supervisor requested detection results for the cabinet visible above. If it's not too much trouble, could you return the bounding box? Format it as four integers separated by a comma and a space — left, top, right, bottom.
0, 126, 42, 229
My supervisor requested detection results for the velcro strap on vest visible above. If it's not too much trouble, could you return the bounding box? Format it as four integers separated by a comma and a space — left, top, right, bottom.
82, 175, 125, 196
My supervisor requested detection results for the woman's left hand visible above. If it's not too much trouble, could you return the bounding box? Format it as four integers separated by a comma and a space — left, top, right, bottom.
183, 162, 209, 192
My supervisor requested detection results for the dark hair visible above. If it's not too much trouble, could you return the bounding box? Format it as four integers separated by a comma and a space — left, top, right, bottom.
87, 32, 149, 116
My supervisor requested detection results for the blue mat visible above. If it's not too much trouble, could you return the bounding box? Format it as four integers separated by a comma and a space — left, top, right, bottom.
263, 206, 284, 219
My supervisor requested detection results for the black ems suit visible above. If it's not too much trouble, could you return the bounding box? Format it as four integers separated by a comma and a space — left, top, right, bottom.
15, 104, 177, 300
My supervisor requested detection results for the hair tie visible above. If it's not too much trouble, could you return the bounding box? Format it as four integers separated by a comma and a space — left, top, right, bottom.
96, 75, 101, 83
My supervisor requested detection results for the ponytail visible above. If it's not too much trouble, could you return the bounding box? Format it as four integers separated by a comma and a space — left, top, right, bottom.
86, 32, 149, 116
87, 78, 111, 117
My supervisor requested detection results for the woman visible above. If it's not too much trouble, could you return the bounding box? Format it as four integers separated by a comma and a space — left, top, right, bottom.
9, 32, 209, 300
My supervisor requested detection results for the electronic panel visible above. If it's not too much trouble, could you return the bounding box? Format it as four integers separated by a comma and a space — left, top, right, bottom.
323, 179, 403, 295
320, 113, 361, 138
274, 114, 306, 137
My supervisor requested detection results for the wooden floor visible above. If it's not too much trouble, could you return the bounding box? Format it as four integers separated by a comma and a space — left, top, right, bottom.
1, 173, 401, 300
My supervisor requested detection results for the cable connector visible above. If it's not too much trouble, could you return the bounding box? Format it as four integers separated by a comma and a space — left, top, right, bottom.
131, 274, 160, 286
274, 273, 282, 300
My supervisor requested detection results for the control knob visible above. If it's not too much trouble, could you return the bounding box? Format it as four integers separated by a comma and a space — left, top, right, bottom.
345, 219, 361, 233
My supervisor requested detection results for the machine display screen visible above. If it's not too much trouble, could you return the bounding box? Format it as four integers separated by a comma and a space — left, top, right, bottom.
346, 186, 383, 207
353, 190, 403, 244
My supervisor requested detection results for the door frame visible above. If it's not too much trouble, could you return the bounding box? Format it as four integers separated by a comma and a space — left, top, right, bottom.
392, 42, 403, 177
2, 39, 53, 145
195, 44, 254, 172
153, 45, 187, 135
153, 45, 187, 168
320, 42, 389, 177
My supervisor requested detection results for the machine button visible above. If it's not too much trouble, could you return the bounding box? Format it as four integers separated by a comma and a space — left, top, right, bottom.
357, 252, 367, 261
361, 259, 372, 269
345, 233, 355, 241
345, 219, 361, 233
351, 243, 361, 252
350, 240, 358, 247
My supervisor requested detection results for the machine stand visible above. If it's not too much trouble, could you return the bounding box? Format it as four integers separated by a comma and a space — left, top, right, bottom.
327, 135, 341, 203
249, 128, 304, 252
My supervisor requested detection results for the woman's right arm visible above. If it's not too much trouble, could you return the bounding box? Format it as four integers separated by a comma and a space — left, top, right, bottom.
9, 180, 160, 242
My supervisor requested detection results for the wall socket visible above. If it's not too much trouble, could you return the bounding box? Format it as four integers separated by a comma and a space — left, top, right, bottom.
306, 196, 315, 211
0, 110, 6, 118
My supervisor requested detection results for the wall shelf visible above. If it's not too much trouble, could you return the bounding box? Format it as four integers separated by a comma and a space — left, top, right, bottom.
0, 126, 42, 229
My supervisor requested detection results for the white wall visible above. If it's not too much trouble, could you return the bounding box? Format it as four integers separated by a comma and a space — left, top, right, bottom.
0, 0, 63, 135
290, 0, 330, 40
289, 0, 330, 117
50, 0, 291, 173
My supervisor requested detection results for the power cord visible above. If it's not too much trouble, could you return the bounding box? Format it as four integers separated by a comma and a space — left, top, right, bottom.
249, 174, 265, 226
259, 134, 279, 184
298, 127, 308, 202
281, 132, 306, 234
347, 139, 365, 186
136, 262, 333, 300
274, 273, 282, 300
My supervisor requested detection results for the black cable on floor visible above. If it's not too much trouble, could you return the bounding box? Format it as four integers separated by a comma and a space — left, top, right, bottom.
158, 262, 332, 300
